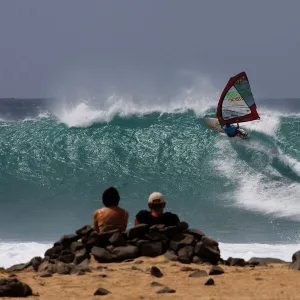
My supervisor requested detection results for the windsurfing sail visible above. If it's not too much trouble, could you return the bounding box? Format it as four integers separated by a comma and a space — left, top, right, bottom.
217, 72, 260, 125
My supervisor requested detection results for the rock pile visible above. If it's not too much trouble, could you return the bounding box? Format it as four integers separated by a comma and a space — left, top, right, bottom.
8, 222, 221, 274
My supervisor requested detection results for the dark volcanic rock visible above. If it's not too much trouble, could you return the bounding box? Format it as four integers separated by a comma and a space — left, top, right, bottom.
45, 245, 64, 258
178, 245, 194, 261
150, 224, 165, 231
75, 225, 93, 238
0, 278, 32, 297
74, 248, 90, 265
70, 242, 84, 252
248, 257, 286, 266
169, 234, 195, 252
177, 257, 191, 264
139, 241, 164, 257
144, 231, 167, 241
156, 286, 176, 293
30, 256, 43, 271
290, 250, 300, 270
150, 266, 163, 278
186, 229, 205, 240
87, 230, 120, 249
159, 226, 182, 239
209, 266, 224, 275
192, 256, 204, 264
150, 281, 164, 287
38, 261, 56, 274
112, 246, 139, 261
226, 257, 246, 267
109, 232, 127, 247
205, 278, 215, 285
94, 287, 111, 295
164, 250, 178, 261
91, 247, 113, 263
55, 261, 71, 275
194, 236, 220, 265
39, 271, 52, 278
59, 253, 75, 264
60, 234, 79, 247
178, 221, 189, 231
188, 270, 208, 277
6, 263, 28, 272
127, 224, 149, 240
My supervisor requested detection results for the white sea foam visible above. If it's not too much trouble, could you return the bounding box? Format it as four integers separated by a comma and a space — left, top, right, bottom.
219, 242, 299, 262
212, 132, 300, 220
53, 76, 218, 127
0, 241, 298, 268
0, 242, 52, 268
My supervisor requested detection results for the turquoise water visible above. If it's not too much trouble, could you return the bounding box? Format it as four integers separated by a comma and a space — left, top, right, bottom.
1, 99, 300, 244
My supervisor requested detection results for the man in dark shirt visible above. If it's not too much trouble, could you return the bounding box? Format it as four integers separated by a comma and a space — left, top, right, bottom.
134, 192, 180, 227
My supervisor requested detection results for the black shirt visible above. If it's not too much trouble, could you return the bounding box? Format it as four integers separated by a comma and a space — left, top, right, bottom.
135, 210, 180, 227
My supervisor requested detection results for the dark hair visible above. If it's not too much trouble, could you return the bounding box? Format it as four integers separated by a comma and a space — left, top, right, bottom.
226, 123, 230, 127
102, 187, 120, 207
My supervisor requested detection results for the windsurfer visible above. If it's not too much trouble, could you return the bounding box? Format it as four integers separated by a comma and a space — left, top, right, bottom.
222, 123, 245, 138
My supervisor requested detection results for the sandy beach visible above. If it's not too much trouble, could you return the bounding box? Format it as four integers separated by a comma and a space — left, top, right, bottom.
1, 255, 300, 300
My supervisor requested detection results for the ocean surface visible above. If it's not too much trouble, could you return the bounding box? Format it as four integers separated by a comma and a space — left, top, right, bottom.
1, 97, 300, 267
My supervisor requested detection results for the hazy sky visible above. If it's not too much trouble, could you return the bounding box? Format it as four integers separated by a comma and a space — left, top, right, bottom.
0, 0, 299, 99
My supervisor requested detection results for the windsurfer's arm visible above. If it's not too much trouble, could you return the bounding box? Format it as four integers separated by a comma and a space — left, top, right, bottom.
237, 123, 240, 128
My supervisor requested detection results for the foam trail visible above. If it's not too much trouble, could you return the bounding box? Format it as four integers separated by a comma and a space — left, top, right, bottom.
212, 136, 300, 220
242, 109, 280, 137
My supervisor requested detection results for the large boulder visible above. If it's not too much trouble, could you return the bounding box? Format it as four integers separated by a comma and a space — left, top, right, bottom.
177, 245, 194, 261
86, 230, 120, 249
248, 257, 286, 266
6, 263, 29, 272
290, 250, 300, 270
194, 236, 220, 265
144, 231, 168, 241
74, 248, 90, 265
109, 232, 127, 247
186, 229, 205, 240
164, 250, 178, 261
38, 261, 56, 273
226, 257, 246, 267
59, 252, 75, 264
75, 225, 93, 238
126, 225, 149, 240
44, 245, 64, 258
169, 234, 195, 252
0, 278, 32, 297
70, 242, 84, 252
60, 234, 79, 247
29, 256, 43, 271
112, 246, 139, 261
159, 226, 182, 239
91, 247, 113, 263
139, 241, 164, 257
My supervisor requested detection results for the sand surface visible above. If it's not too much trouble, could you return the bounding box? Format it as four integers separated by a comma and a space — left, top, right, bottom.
1, 256, 300, 300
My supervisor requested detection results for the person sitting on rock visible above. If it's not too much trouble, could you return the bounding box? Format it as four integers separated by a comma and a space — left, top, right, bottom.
134, 192, 180, 227
93, 187, 129, 233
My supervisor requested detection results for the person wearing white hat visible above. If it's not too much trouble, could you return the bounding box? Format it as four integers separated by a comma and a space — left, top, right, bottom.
134, 192, 180, 227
